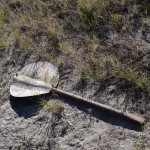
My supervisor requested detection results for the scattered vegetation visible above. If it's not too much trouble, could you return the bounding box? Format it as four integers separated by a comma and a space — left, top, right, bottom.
0, 0, 149, 94
0, 0, 150, 149
40, 100, 64, 114
8, 0, 24, 9
133, 121, 150, 150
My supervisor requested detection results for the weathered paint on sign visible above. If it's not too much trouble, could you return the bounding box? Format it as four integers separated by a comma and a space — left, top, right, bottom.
10, 61, 59, 97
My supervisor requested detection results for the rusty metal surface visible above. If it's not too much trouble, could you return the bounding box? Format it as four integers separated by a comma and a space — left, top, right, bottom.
10, 61, 59, 97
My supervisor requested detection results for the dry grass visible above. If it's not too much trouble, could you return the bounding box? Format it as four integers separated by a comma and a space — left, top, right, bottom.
40, 100, 64, 113
0, 1, 149, 149
0, 0, 62, 64
0, 0, 149, 95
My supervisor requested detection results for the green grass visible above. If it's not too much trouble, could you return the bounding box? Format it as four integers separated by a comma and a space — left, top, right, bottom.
0, 0, 149, 95
77, 0, 108, 31
9, 0, 24, 8
142, 18, 150, 25
75, 51, 150, 93
0, 1, 62, 64
40, 100, 64, 113
109, 13, 123, 29
0, 0, 149, 149
111, 59, 150, 92
0, 9, 5, 22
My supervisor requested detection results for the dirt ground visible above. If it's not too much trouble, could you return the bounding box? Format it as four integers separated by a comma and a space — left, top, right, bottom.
0, 0, 150, 149
0, 43, 150, 150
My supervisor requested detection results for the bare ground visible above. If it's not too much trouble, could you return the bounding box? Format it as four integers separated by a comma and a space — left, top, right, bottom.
0, 43, 150, 150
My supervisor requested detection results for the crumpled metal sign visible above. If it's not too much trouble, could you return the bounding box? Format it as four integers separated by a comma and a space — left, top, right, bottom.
10, 61, 59, 97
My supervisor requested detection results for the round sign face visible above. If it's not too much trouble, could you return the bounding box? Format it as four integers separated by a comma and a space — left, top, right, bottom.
10, 61, 59, 97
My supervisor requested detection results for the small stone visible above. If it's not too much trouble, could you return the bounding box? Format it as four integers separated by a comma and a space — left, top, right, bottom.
108, 85, 116, 94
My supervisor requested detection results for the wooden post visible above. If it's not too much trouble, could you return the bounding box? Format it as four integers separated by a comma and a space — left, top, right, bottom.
52, 88, 145, 125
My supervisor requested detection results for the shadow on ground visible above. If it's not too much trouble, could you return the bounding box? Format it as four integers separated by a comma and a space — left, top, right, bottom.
10, 95, 41, 119
59, 95, 143, 132
10, 93, 142, 131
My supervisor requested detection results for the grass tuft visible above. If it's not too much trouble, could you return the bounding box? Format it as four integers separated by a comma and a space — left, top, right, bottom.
9, 0, 24, 9
41, 100, 64, 113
